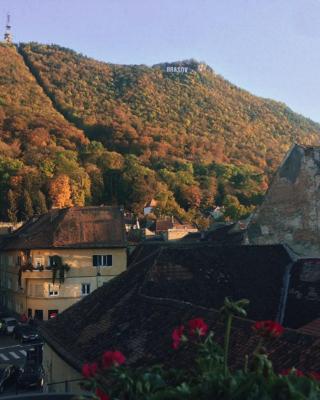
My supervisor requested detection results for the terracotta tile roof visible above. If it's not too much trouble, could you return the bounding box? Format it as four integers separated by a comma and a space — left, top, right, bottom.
298, 319, 320, 337
40, 242, 320, 374
1, 206, 126, 250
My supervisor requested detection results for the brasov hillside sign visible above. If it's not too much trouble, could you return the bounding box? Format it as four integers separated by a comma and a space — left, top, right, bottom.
166, 66, 189, 73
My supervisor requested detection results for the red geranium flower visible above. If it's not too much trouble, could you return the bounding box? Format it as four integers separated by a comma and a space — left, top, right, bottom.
90, 362, 98, 375
252, 320, 284, 338
188, 318, 208, 337
102, 350, 126, 369
309, 371, 320, 381
82, 362, 98, 378
96, 387, 110, 400
172, 325, 185, 350
280, 368, 304, 377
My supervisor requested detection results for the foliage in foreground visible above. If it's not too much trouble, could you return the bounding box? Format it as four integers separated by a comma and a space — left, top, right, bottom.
78, 299, 320, 400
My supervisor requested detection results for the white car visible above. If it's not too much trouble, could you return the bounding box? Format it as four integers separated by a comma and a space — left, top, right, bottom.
0, 318, 18, 335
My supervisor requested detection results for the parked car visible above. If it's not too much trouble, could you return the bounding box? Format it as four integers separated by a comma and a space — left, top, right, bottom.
17, 362, 44, 389
0, 317, 18, 335
13, 324, 41, 343
0, 363, 19, 393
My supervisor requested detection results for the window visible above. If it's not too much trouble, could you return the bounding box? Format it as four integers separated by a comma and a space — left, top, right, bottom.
48, 310, 58, 319
81, 283, 91, 296
48, 284, 59, 297
34, 257, 44, 270
27, 308, 32, 318
48, 256, 57, 269
92, 255, 112, 267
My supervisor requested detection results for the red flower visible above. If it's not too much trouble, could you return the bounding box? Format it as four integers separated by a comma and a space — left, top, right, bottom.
102, 350, 126, 369
172, 325, 185, 350
90, 362, 98, 375
82, 363, 98, 378
309, 371, 320, 381
252, 320, 284, 338
280, 368, 304, 377
188, 318, 208, 337
96, 387, 110, 400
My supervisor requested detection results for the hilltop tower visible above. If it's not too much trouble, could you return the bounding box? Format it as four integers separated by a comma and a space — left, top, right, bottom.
4, 14, 12, 44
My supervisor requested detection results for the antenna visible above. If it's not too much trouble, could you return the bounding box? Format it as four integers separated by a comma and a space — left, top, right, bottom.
4, 13, 13, 44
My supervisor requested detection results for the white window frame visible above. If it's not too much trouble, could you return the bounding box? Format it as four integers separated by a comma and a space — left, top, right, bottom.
48, 284, 59, 297
81, 283, 91, 296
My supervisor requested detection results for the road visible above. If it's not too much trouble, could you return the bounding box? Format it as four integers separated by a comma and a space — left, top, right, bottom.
0, 334, 43, 397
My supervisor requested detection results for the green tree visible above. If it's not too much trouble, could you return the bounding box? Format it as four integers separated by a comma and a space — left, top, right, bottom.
21, 190, 34, 220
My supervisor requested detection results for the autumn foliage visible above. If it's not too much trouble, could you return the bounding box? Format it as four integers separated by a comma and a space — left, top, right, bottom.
1, 42, 320, 223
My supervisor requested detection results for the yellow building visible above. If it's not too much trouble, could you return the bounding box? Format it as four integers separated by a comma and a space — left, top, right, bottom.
0, 206, 127, 320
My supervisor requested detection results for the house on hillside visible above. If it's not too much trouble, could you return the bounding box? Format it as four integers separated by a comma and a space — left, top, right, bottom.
143, 199, 158, 215
149, 216, 198, 240
247, 144, 320, 257
39, 242, 320, 393
0, 206, 127, 320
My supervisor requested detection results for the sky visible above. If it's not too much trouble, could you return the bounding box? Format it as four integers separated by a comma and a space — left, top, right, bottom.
1, 0, 320, 122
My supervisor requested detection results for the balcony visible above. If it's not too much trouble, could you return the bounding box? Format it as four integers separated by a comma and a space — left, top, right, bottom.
21, 268, 54, 280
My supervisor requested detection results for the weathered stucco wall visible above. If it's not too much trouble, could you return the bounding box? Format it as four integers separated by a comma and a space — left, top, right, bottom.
248, 144, 320, 256
43, 342, 83, 393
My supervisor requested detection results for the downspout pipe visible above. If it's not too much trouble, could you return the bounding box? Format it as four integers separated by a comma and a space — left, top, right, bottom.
276, 261, 295, 324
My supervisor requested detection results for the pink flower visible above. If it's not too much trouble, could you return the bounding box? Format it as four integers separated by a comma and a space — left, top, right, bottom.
172, 325, 185, 350
252, 320, 284, 338
188, 318, 208, 337
102, 350, 126, 369
96, 387, 110, 400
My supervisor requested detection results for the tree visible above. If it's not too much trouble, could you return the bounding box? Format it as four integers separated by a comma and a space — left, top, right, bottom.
21, 190, 34, 220
35, 190, 48, 214
7, 189, 17, 223
49, 175, 73, 209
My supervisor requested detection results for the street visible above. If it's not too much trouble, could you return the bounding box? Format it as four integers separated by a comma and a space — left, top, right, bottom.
0, 334, 43, 397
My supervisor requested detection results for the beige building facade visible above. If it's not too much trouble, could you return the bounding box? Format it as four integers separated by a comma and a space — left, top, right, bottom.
0, 206, 127, 320
0, 247, 126, 320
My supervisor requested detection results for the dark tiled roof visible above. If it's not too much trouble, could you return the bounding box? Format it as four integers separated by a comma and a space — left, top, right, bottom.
40, 242, 320, 374
298, 320, 320, 337
204, 223, 245, 244
1, 206, 126, 250
139, 243, 292, 322
284, 258, 320, 328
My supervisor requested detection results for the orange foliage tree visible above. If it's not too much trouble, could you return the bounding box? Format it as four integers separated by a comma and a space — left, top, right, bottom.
49, 175, 73, 209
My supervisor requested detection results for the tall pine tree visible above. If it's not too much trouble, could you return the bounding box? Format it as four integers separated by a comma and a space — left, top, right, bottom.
36, 190, 48, 215
7, 189, 17, 224
22, 190, 34, 220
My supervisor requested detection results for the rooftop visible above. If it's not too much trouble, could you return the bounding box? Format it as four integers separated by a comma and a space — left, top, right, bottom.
40, 242, 320, 374
0, 206, 126, 250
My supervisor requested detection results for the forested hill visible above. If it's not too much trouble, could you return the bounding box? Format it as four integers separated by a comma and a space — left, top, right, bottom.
0, 43, 89, 222
1, 42, 320, 225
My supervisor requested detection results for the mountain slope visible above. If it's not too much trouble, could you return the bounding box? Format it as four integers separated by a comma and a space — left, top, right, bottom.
1, 42, 319, 224
19, 43, 320, 175
0, 43, 90, 220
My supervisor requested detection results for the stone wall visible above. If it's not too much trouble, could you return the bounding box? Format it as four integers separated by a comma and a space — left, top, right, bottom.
248, 144, 320, 257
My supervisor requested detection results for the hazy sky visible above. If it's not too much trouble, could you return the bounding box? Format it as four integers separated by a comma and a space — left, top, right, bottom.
1, 0, 320, 122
